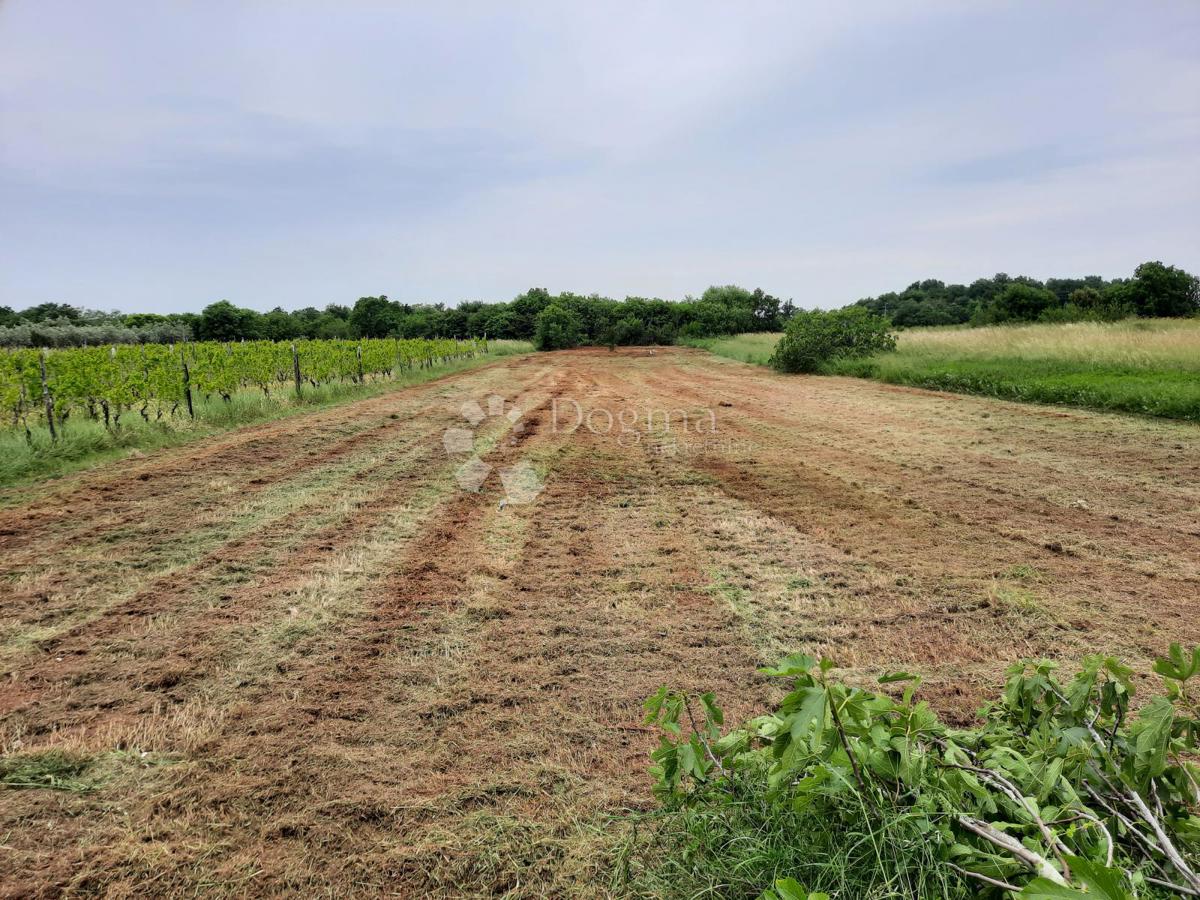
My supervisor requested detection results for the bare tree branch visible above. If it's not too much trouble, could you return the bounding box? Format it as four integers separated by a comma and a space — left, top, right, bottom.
957, 816, 1068, 886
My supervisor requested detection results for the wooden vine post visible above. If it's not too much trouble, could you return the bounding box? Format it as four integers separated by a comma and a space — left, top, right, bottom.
179, 344, 195, 419
39, 349, 57, 442
291, 342, 303, 399
355, 343, 364, 384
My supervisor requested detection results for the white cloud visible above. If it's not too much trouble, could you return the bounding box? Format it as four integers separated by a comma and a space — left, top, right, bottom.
0, 0, 1196, 311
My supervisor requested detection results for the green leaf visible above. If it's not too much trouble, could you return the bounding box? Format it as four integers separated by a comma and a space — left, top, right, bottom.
713, 729, 747, 755
1016, 856, 1133, 900
760, 653, 816, 677
1019, 880, 1091, 899
878, 671, 918, 684
787, 686, 827, 743
1131, 697, 1174, 782
700, 692, 724, 726
642, 685, 668, 722
676, 741, 697, 779
1038, 757, 1064, 803
1154, 643, 1200, 683
865, 748, 899, 779
1064, 856, 1130, 900
771, 878, 811, 900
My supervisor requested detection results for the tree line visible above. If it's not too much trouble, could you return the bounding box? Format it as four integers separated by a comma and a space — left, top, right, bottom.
0, 286, 790, 349
1, 260, 1194, 350
853, 260, 1198, 327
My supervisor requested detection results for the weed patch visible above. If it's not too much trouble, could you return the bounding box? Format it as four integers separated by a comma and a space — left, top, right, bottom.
0, 750, 95, 791
625, 646, 1200, 898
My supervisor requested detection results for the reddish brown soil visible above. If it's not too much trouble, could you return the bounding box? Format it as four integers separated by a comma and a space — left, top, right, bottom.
1, 348, 1197, 896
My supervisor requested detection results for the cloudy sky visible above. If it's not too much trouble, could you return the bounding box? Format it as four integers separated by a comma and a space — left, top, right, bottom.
2, 2, 1198, 314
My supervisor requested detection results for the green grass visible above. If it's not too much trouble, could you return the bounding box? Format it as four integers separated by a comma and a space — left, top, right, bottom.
0, 750, 96, 791
614, 766, 967, 899
0, 341, 532, 490
0, 747, 181, 794
688, 320, 1200, 421
681, 332, 782, 366
832, 354, 1200, 420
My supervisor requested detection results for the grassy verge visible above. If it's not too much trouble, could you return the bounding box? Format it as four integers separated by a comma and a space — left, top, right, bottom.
0, 340, 532, 489
831, 355, 1200, 420
680, 332, 782, 366
616, 769, 964, 898
687, 320, 1200, 421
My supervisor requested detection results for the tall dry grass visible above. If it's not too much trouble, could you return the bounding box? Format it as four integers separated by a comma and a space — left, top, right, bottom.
898, 318, 1200, 371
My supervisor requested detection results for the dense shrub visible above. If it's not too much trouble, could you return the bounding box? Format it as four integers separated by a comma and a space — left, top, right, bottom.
855, 261, 1198, 328
533, 303, 584, 350
769, 307, 896, 373
625, 647, 1200, 899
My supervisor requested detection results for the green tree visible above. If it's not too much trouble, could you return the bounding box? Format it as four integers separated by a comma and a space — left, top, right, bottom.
700, 284, 754, 308
19, 302, 82, 323
482, 306, 517, 338
1065, 286, 1134, 321
349, 295, 399, 338
195, 300, 261, 341
313, 315, 352, 339
991, 283, 1057, 321
770, 307, 895, 374
611, 315, 645, 346
260, 307, 300, 341
510, 288, 553, 339
533, 303, 583, 350
749, 288, 782, 329
122, 313, 167, 328
1124, 261, 1199, 318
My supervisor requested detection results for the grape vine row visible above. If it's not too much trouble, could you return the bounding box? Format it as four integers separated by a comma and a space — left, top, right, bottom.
0, 337, 487, 433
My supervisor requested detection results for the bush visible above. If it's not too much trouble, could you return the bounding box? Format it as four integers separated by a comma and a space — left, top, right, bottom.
532, 303, 583, 351
769, 307, 896, 373
625, 647, 1200, 899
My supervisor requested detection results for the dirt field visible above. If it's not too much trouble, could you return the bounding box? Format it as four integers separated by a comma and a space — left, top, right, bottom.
2, 347, 1198, 897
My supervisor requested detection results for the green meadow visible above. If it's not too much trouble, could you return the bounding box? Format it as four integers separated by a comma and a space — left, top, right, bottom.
689, 319, 1200, 421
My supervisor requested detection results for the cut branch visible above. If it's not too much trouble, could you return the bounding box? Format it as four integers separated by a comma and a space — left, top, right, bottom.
957, 816, 1067, 886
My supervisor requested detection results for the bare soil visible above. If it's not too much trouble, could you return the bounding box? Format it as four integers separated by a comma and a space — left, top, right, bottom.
2, 348, 1197, 897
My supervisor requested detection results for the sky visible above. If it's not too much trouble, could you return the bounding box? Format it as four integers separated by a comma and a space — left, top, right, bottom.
2, 2, 1198, 315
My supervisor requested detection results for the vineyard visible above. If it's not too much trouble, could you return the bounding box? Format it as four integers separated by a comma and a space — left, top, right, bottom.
0, 337, 486, 436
